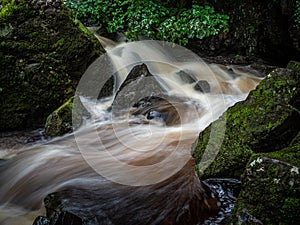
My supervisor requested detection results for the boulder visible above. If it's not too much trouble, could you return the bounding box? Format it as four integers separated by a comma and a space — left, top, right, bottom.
44, 96, 89, 137
194, 80, 210, 93
0, 0, 104, 131
228, 142, 300, 224
112, 64, 165, 116
193, 61, 300, 179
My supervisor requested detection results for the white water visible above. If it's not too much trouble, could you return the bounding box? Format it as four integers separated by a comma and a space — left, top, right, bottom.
0, 39, 262, 225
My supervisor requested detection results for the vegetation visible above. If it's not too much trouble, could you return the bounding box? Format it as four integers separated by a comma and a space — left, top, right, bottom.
63, 0, 229, 45
295, 0, 300, 25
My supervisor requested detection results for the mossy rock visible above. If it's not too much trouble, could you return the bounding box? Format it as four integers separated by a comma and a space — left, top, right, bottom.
193, 62, 300, 179
228, 154, 300, 225
0, 0, 104, 131
45, 96, 89, 137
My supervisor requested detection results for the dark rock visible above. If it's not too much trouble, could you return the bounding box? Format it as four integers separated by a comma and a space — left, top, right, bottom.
51, 211, 84, 225
117, 63, 153, 92
0, 0, 104, 131
176, 70, 196, 83
131, 95, 187, 126
193, 61, 300, 179
194, 80, 210, 93
228, 155, 300, 224
112, 64, 165, 116
147, 110, 167, 122
32, 216, 50, 225
32, 211, 84, 225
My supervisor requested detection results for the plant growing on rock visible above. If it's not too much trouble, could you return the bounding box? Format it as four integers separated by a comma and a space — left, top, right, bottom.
63, 0, 229, 45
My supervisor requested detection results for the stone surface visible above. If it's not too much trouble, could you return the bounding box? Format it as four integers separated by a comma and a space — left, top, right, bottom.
228, 153, 300, 224
193, 61, 300, 179
0, 0, 104, 131
194, 80, 210, 93
44, 96, 89, 137
112, 64, 165, 116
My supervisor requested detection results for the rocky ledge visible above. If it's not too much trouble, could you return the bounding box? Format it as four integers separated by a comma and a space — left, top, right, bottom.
193, 61, 300, 224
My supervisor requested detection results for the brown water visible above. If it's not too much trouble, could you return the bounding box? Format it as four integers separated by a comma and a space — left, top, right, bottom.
0, 40, 263, 225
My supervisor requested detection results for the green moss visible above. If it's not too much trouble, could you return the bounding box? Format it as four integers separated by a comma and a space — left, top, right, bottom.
228, 155, 300, 224
45, 96, 90, 137
45, 97, 74, 137
287, 61, 300, 73
194, 63, 300, 179
0, 0, 104, 130
263, 132, 300, 167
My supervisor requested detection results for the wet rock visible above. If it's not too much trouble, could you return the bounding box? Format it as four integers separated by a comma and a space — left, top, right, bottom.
32, 216, 50, 225
44, 96, 89, 137
193, 61, 300, 179
131, 95, 188, 126
147, 110, 167, 122
194, 80, 210, 93
228, 154, 300, 224
176, 70, 196, 83
112, 64, 165, 116
32, 212, 84, 225
0, 0, 104, 131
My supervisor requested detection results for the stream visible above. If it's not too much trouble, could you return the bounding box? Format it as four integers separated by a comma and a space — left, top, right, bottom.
0, 40, 263, 225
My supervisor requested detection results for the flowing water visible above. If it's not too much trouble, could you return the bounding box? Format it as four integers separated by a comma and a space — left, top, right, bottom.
0, 39, 263, 225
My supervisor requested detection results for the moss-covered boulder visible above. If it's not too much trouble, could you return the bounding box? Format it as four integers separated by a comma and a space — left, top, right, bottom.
0, 0, 104, 131
44, 96, 89, 137
193, 61, 300, 179
228, 135, 300, 224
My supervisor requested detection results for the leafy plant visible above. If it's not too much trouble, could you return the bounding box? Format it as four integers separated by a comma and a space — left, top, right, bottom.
294, 0, 300, 25
63, 0, 229, 45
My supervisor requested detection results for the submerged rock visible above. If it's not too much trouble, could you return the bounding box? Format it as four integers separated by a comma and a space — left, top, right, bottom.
176, 70, 196, 84
0, 0, 104, 131
193, 61, 300, 179
194, 80, 210, 93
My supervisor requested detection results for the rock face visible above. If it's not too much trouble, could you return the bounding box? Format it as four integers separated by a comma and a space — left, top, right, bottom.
0, 0, 104, 131
190, 0, 300, 64
194, 61, 300, 179
228, 147, 300, 224
193, 61, 300, 224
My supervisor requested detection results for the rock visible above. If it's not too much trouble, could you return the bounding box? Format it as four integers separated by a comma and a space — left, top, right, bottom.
0, 0, 104, 131
44, 96, 89, 137
176, 70, 196, 83
32, 212, 84, 225
32, 216, 50, 225
193, 61, 300, 179
112, 64, 165, 116
194, 80, 210, 93
131, 95, 185, 126
228, 154, 300, 224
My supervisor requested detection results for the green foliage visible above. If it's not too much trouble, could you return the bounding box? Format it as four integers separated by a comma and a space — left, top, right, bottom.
295, 0, 300, 25
63, 0, 229, 45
